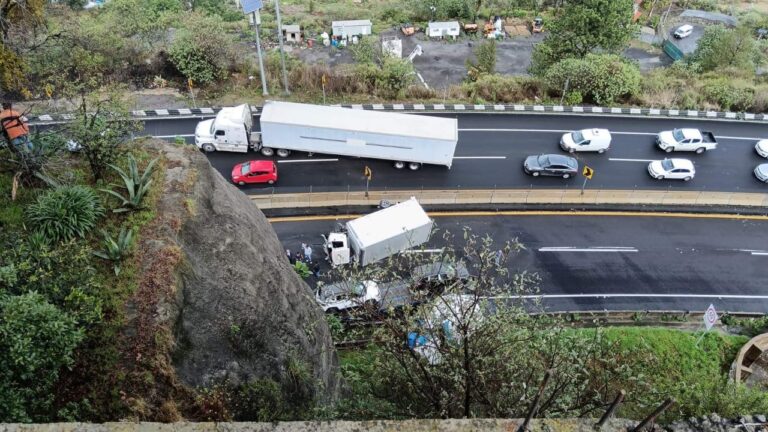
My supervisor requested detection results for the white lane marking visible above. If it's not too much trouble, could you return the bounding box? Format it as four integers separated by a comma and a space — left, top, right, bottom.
402, 249, 444, 254
752, 252, 768, 256
538, 246, 638, 253
609, 158, 654, 162
458, 129, 763, 141
486, 293, 768, 300
277, 158, 339, 163
155, 134, 194, 138
719, 248, 768, 256
453, 156, 507, 159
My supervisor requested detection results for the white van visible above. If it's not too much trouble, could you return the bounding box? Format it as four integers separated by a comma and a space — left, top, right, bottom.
560, 128, 612, 153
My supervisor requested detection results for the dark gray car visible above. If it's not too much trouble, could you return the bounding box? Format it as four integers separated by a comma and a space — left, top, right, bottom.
523, 154, 579, 178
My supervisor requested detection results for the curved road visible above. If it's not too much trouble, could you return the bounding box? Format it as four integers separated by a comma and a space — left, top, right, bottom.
140, 113, 768, 194
271, 212, 768, 313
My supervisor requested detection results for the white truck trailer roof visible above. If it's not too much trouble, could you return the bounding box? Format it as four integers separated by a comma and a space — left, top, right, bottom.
347, 198, 432, 250
260, 101, 457, 142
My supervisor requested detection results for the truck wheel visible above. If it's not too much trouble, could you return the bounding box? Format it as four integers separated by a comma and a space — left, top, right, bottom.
202, 143, 216, 153
408, 162, 422, 171
695, 147, 705, 154
277, 149, 291, 157
393, 161, 406, 169
260, 147, 275, 157
665, 147, 674, 153
326, 308, 340, 314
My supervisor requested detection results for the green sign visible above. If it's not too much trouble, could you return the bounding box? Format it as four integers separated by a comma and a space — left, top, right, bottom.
662, 39, 684, 61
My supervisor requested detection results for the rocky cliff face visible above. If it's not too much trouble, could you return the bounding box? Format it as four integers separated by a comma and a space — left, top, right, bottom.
155, 142, 339, 408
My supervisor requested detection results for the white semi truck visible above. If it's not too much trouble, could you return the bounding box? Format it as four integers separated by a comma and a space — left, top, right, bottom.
323, 197, 433, 267
194, 101, 459, 170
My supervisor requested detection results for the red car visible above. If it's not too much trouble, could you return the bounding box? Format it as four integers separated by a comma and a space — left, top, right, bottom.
231, 160, 277, 185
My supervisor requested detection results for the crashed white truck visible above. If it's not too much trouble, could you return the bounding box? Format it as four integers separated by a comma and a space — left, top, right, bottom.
193, 101, 459, 170
322, 197, 433, 267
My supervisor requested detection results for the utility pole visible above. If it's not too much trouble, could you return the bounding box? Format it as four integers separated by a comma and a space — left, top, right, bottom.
252, 11, 268, 96
274, 0, 291, 94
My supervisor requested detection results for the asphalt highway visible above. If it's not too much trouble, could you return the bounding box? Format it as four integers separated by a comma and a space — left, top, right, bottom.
271, 212, 768, 313
139, 113, 768, 194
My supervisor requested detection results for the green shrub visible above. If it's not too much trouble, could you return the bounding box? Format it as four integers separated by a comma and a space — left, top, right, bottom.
168, 13, 238, 85
462, 74, 542, 103
92, 227, 134, 276
544, 53, 641, 105
293, 261, 311, 278
0, 293, 84, 422
26, 185, 104, 243
101, 155, 158, 213
702, 78, 755, 111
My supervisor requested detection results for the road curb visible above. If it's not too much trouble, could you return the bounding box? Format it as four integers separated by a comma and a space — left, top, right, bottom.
28, 103, 768, 124
262, 203, 768, 218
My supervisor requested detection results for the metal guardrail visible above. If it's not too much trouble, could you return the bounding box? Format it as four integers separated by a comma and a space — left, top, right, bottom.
252, 188, 768, 210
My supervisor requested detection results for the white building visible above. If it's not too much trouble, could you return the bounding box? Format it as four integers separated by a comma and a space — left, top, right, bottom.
427, 21, 460, 39
332, 19, 373, 40
381, 36, 402, 58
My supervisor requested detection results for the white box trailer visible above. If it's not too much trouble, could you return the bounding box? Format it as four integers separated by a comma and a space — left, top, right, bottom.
258, 101, 458, 170
324, 197, 434, 266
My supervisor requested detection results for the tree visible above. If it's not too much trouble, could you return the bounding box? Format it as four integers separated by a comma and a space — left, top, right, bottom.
168, 12, 238, 86
0, 0, 45, 96
543, 53, 641, 105
530, 0, 637, 75
333, 228, 630, 419
0, 293, 84, 422
466, 40, 496, 81
690, 25, 762, 73
375, 58, 414, 99
66, 93, 139, 181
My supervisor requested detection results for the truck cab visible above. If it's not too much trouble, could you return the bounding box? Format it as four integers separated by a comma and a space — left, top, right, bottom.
656, 128, 718, 154
195, 104, 255, 153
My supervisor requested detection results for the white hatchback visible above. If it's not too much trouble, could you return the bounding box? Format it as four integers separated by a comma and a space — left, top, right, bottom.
648, 158, 695, 181
756, 139, 768, 158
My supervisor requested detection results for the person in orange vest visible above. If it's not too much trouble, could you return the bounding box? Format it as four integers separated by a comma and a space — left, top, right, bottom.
0, 102, 32, 151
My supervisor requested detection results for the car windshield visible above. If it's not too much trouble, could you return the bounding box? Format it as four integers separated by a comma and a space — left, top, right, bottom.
661, 159, 674, 170
240, 162, 251, 175
672, 129, 685, 141
572, 131, 584, 143
351, 283, 365, 297
209, 121, 216, 135
537, 155, 550, 166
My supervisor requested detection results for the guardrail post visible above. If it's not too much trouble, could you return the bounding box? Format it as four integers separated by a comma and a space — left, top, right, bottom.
594, 390, 625, 430
519, 369, 553, 432
631, 398, 674, 432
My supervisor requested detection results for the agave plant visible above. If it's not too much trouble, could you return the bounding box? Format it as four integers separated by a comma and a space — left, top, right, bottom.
26, 185, 105, 243
92, 227, 134, 275
101, 155, 158, 213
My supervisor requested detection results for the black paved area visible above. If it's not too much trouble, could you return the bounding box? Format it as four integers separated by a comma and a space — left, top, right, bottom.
271, 213, 768, 313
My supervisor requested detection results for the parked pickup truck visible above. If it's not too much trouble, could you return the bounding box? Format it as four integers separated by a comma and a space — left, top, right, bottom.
656, 128, 718, 154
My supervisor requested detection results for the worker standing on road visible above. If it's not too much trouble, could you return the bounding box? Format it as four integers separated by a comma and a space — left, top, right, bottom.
304, 244, 313, 264
0, 102, 32, 151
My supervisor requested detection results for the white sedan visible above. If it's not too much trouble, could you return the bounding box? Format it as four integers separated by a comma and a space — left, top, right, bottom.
648, 158, 695, 181
756, 139, 768, 158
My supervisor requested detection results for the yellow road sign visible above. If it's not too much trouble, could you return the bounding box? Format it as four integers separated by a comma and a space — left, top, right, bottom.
322, 74, 327, 85
364, 166, 372, 180
582, 166, 594, 179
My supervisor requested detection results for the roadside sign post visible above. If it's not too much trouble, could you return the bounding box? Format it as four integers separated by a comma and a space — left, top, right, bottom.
364, 166, 372, 197
242, 0, 268, 96
581, 165, 594, 195
322, 74, 327, 104
696, 304, 718, 346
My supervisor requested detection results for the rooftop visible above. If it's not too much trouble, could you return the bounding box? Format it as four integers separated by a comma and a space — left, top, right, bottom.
332, 19, 372, 27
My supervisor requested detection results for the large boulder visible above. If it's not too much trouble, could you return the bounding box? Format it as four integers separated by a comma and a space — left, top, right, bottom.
158, 142, 340, 406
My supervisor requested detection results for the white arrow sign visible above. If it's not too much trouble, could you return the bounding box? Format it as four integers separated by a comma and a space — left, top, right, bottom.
704, 304, 718, 331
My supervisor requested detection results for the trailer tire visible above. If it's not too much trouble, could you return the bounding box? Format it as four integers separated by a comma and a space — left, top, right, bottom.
408, 162, 422, 171
260, 147, 275, 156
393, 161, 406, 169
277, 149, 291, 157
202, 143, 216, 153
